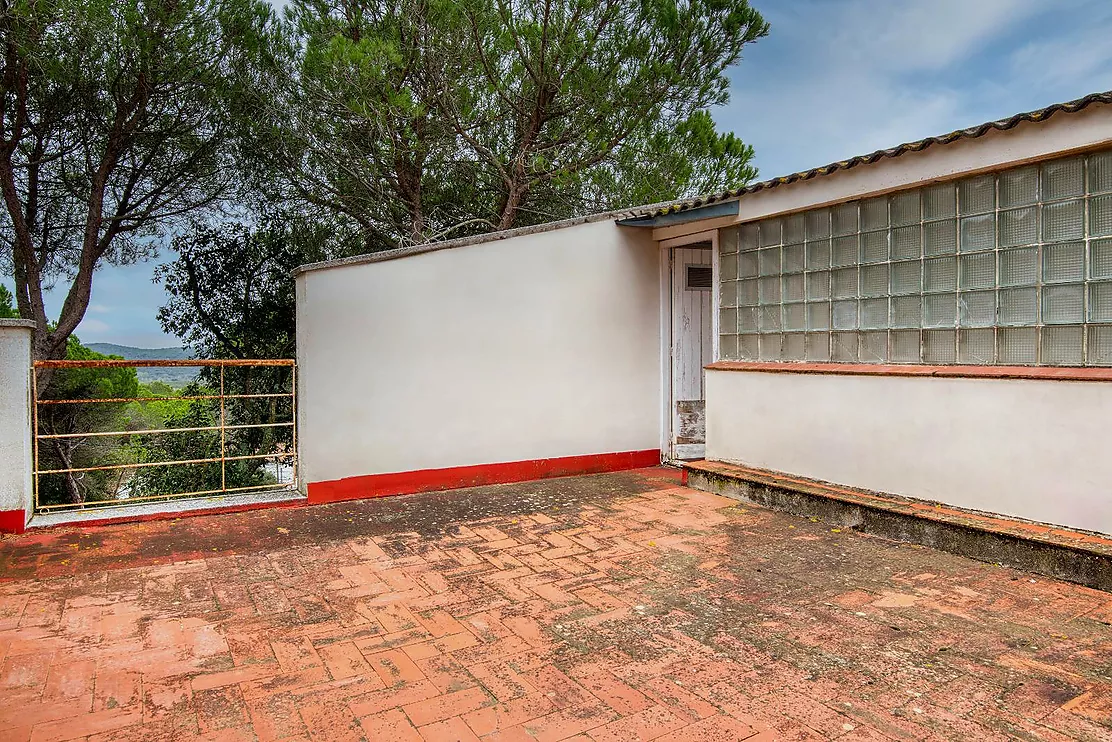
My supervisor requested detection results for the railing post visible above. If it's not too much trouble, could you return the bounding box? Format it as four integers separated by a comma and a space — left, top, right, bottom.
0, 320, 36, 532
219, 364, 226, 493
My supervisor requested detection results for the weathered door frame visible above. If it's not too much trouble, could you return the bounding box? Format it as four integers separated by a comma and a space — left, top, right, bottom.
658, 228, 719, 463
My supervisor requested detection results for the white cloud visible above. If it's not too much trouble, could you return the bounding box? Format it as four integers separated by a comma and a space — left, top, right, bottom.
1009, 13, 1112, 93
718, 0, 1098, 180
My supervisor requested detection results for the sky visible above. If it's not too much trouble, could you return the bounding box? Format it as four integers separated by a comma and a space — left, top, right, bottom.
11, 0, 1112, 348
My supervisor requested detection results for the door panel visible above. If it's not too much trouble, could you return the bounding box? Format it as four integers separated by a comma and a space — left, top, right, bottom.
670, 245, 713, 460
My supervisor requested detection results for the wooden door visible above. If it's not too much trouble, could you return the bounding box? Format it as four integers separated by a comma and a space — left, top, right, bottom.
670, 245, 713, 460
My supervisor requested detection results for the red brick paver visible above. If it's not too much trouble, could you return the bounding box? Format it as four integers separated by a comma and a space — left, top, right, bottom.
1, 468, 1111, 741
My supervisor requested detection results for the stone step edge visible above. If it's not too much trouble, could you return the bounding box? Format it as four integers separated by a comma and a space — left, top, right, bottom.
683, 459, 1112, 592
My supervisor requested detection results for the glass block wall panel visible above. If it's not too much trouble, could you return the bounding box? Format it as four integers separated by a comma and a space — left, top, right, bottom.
716, 148, 1112, 365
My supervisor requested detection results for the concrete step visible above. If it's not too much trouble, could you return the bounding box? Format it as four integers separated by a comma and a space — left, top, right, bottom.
684, 459, 1112, 592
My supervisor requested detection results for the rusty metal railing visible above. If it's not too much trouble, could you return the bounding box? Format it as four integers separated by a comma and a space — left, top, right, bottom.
32, 358, 297, 513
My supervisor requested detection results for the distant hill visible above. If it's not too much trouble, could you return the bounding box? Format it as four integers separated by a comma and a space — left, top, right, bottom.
86, 343, 198, 387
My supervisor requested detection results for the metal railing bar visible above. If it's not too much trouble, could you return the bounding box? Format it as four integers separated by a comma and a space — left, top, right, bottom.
36, 392, 293, 405
35, 482, 298, 511
37, 451, 292, 475
36, 421, 294, 441
34, 358, 295, 368
33, 358, 298, 514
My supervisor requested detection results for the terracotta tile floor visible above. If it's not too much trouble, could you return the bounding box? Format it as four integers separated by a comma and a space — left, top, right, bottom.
1, 467, 1111, 742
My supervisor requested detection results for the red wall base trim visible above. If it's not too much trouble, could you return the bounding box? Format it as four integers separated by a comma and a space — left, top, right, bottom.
307, 449, 662, 504
0, 509, 28, 534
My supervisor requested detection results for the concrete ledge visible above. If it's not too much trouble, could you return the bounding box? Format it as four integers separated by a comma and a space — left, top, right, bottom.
684, 459, 1112, 592
28, 489, 306, 530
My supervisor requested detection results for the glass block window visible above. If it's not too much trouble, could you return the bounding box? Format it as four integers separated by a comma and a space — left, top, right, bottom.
718, 149, 1112, 366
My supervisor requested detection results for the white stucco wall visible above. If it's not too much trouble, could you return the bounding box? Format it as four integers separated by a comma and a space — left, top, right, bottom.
705, 369, 1112, 535
0, 320, 35, 529
296, 219, 661, 486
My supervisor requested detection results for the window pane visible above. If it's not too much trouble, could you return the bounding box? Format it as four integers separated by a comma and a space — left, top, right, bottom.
890, 330, 920, 362
999, 327, 1037, 364
891, 296, 921, 328
806, 302, 830, 330
783, 273, 805, 302
924, 257, 957, 292
891, 191, 921, 226
783, 214, 805, 244
999, 166, 1038, 207
1087, 325, 1112, 366
861, 197, 888, 231
738, 279, 758, 306
806, 209, 830, 239
998, 287, 1037, 325
923, 220, 956, 256
739, 306, 758, 332
960, 214, 996, 252
958, 329, 995, 364
740, 224, 759, 251
959, 252, 995, 290
738, 250, 758, 279
739, 334, 759, 360
719, 334, 738, 360
893, 225, 923, 259
1041, 325, 1083, 365
861, 231, 888, 263
923, 293, 957, 327
998, 207, 1038, 248
807, 271, 830, 300
1042, 242, 1085, 284
832, 203, 858, 236
805, 333, 831, 361
860, 332, 888, 362
1091, 194, 1112, 237
891, 261, 922, 295
959, 175, 994, 214
1042, 284, 1084, 324
719, 308, 737, 335
832, 235, 859, 267
923, 183, 956, 220
1090, 282, 1112, 322
860, 264, 888, 297
832, 267, 858, 299
832, 332, 858, 361
1092, 238, 1112, 280
783, 244, 806, 273
1042, 157, 1084, 200
759, 333, 783, 361
783, 333, 805, 360
999, 247, 1038, 286
832, 300, 858, 329
924, 329, 957, 363
760, 219, 782, 247
860, 298, 888, 329
783, 302, 806, 331
1042, 200, 1084, 243
1089, 151, 1112, 195
959, 291, 995, 327
806, 240, 831, 270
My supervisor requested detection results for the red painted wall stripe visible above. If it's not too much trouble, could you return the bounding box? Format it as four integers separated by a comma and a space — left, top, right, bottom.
307, 449, 662, 504
0, 509, 27, 534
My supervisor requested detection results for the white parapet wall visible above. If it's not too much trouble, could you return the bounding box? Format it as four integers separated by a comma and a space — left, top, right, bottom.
705, 367, 1112, 535
0, 319, 35, 533
295, 218, 662, 501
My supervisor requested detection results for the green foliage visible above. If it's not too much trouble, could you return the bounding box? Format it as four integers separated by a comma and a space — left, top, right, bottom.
0, 0, 282, 361
255, 0, 768, 249
35, 337, 139, 506
0, 285, 17, 318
